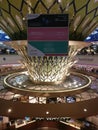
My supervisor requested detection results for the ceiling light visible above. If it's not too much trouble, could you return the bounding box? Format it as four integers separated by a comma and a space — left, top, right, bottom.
84, 108, 87, 112
8, 108, 12, 113
46, 111, 49, 115
5, 35, 10, 39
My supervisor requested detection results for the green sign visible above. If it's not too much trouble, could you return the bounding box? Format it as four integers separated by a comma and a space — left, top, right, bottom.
28, 41, 68, 56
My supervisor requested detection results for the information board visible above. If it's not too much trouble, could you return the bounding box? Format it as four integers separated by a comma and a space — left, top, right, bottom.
27, 14, 69, 56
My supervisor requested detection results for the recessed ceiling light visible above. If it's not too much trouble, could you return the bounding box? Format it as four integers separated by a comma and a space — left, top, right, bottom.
46, 111, 49, 114
8, 108, 12, 113
84, 108, 87, 112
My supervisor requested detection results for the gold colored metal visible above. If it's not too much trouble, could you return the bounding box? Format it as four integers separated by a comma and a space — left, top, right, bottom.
4, 40, 91, 96
27, 0, 32, 14
4, 71, 91, 97
6, 41, 90, 84
4, 40, 91, 85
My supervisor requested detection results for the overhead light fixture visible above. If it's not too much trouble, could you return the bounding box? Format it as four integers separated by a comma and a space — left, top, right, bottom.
8, 108, 12, 113
84, 108, 87, 112
46, 111, 49, 115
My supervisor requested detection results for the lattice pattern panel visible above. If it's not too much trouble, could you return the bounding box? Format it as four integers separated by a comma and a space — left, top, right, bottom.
0, 0, 98, 40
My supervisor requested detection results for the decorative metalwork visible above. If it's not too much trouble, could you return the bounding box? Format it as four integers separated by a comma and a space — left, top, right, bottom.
4, 71, 91, 97
7, 41, 87, 84
17, 48, 78, 84
0, 69, 97, 101
0, 0, 98, 40
3, 40, 91, 96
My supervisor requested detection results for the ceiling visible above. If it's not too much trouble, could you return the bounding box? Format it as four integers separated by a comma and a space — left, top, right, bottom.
0, 0, 98, 41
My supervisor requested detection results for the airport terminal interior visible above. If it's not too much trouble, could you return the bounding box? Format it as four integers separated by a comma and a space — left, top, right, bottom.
0, 0, 98, 130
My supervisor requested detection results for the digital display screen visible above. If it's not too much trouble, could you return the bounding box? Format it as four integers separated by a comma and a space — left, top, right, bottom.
27, 14, 69, 56
28, 14, 68, 27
